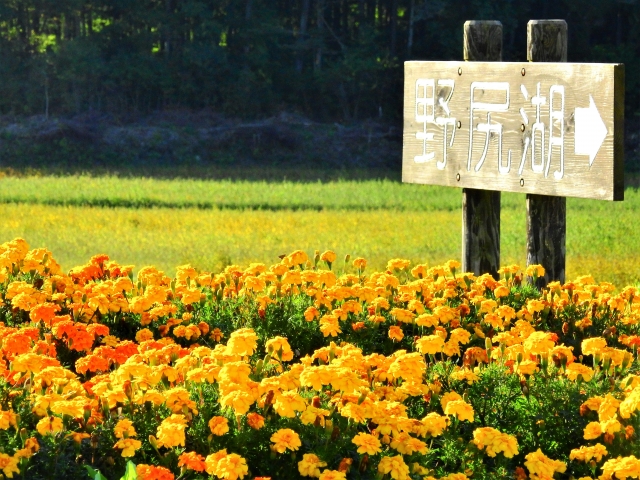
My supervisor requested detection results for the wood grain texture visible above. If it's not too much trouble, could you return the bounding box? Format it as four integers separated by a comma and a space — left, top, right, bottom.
462, 20, 501, 279
526, 20, 567, 286
463, 188, 500, 278
402, 61, 624, 201
527, 194, 566, 286
464, 21, 502, 62
528, 20, 567, 62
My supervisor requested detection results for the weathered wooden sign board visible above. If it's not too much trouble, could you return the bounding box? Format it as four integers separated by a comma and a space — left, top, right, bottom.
402, 61, 624, 201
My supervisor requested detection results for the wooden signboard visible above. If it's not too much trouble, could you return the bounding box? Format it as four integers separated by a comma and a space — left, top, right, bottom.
402, 61, 625, 201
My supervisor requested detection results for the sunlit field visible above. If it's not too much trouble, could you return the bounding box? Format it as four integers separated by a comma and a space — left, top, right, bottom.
0, 175, 638, 286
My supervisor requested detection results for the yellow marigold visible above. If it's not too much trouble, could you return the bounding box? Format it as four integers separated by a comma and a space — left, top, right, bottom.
271, 428, 302, 453
208, 416, 229, 436
320, 250, 337, 265
421, 412, 449, 437
353, 257, 367, 270
514, 360, 539, 376
0, 410, 18, 430
569, 443, 608, 463
387, 258, 411, 271
388, 325, 404, 342
523, 331, 555, 355
273, 391, 307, 418
600, 455, 640, 480
525, 264, 545, 277
212, 453, 249, 480
524, 449, 566, 479
36, 416, 63, 436
135, 328, 154, 343
226, 328, 258, 356
619, 387, 640, 419
582, 337, 608, 356
0, 453, 20, 479
600, 416, 622, 435
318, 471, 346, 480
298, 453, 327, 477
440, 391, 463, 411
156, 414, 188, 448
352, 432, 382, 455
449, 369, 479, 385
114, 419, 137, 439
220, 390, 254, 415
472, 427, 519, 458
388, 352, 426, 383
389, 432, 428, 455
304, 307, 320, 322
390, 308, 415, 324
114, 438, 142, 457
444, 400, 474, 422
598, 395, 621, 422
416, 335, 444, 355
565, 363, 594, 382
319, 315, 342, 337
377, 455, 410, 480
584, 421, 603, 440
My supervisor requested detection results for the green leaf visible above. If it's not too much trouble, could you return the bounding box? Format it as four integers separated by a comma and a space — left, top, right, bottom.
120, 461, 138, 480
85, 465, 109, 480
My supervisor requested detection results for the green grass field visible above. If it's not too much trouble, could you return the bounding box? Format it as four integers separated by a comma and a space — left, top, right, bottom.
0, 175, 638, 286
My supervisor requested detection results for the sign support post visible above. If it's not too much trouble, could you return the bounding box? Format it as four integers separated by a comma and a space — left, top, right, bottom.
462, 20, 502, 280
526, 20, 567, 287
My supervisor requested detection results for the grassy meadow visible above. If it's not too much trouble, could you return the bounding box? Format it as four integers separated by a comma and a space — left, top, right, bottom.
0, 174, 638, 286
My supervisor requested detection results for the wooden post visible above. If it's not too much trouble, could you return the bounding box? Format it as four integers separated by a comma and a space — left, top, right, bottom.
462, 20, 502, 279
526, 20, 567, 287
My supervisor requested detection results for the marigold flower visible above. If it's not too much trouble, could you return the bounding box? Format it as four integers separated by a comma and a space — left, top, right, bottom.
353, 257, 367, 270
36, 416, 63, 436
472, 427, 519, 458
265, 336, 294, 361
444, 399, 474, 422
599, 455, 640, 480
0, 410, 18, 430
377, 455, 410, 480
246, 412, 265, 430
114, 438, 142, 457
136, 464, 175, 480
318, 471, 346, 480
298, 453, 327, 477
114, 419, 137, 439
569, 443, 608, 463
209, 416, 229, 436
565, 363, 594, 382
582, 337, 608, 356
226, 328, 258, 356
388, 325, 404, 342
416, 335, 444, 355
178, 451, 206, 472
0, 453, 20, 479
584, 421, 603, 440
156, 414, 188, 448
320, 250, 337, 265
352, 432, 381, 455
214, 453, 249, 480
271, 428, 302, 453
524, 449, 566, 479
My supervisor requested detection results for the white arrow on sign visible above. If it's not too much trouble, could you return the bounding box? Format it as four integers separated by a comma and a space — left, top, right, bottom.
574, 95, 608, 166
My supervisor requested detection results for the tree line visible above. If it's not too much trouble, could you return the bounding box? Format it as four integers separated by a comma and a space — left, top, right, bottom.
0, 0, 638, 121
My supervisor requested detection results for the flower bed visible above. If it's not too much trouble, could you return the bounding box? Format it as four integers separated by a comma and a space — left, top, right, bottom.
0, 238, 639, 480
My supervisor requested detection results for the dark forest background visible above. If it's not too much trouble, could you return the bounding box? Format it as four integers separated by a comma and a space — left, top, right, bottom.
1, 0, 639, 120
1, 0, 640, 177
